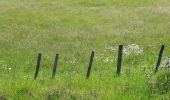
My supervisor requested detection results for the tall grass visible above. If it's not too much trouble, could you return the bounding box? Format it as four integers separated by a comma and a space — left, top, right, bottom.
0, 0, 170, 99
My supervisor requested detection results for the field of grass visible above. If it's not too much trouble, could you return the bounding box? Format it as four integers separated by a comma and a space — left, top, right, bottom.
0, 0, 170, 99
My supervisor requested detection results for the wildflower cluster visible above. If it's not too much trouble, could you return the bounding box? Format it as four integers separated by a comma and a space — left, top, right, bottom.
1, 64, 12, 71
160, 57, 170, 70
123, 44, 143, 55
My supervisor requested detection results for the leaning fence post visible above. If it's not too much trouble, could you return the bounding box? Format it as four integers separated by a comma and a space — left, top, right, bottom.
86, 51, 95, 79
117, 45, 123, 75
155, 45, 165, 73
52, 54, 59, 79
34, 53, 42, 80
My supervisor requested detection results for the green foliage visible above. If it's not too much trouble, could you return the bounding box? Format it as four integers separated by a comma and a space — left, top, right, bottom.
0, 0, 170, 99
147, 70, 170, 97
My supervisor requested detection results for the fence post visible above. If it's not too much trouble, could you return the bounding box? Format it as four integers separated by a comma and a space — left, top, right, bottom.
34, 53, 42, 80
117, 45, 123, 75
155, 45, 165, 73
52, 54, 59, 79
86, 51, 94, 79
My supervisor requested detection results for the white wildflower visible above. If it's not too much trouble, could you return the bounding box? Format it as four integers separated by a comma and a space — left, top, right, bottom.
70, 59, 77, 64
8, 68, 12, 70
160, 57, 170, 71
1, 64, 12, 71
2, 64, 8, 70
123, 44, 143, 55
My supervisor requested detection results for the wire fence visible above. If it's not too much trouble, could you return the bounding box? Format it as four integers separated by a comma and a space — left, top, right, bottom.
0, 44, 170, 80
32, 45, 169, 80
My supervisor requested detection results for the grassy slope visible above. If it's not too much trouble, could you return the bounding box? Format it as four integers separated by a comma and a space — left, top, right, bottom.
0, 0, 170, 99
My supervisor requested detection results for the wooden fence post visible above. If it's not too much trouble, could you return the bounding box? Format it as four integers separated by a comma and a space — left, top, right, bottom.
117, 45, 123, 75
86, 51, 94, 79
34, 53, 42, 80
52, 54, 59, 79
155, 45, 165, 73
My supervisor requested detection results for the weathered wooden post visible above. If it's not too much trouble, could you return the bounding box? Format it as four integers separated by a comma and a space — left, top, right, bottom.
52, 54, 59, 79
155, 45, 165, 73
86, 51, 94, 79
117, 45, 123, 75
34, 53, 42, 80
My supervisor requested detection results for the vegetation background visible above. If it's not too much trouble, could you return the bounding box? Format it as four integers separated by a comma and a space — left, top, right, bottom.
0, 0, 170, 99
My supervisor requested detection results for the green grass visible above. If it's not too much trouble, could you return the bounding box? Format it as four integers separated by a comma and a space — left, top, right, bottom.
0, 0, 170, 99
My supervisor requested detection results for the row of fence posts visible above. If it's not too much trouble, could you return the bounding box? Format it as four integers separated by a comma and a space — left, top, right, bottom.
34, 45, 165, 80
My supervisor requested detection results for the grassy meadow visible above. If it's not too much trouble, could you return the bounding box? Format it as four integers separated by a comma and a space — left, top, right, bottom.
0, 0, 170, 99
